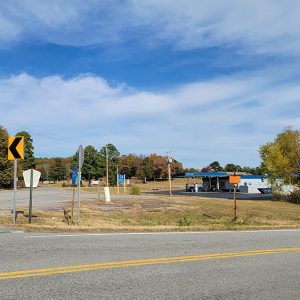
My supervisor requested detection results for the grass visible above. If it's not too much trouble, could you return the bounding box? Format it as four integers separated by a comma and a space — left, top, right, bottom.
1, 194, 300, 232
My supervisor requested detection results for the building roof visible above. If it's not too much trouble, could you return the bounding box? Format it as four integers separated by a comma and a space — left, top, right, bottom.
185, 172, 228, 177
185, 172, 265, 179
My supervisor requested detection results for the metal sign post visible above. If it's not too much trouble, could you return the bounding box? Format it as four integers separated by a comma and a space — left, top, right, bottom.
233, 184, 237, 220
28, 168, 33, 224
167, 156, 173, 196
13, 160, 17, 223
77, 145, 84, 225
8, 136, 24, 224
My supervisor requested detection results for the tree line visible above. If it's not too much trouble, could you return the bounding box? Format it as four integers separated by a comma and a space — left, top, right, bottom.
0, 125, 185, 187
2, 124, 297, 190
37, 144, 184, 186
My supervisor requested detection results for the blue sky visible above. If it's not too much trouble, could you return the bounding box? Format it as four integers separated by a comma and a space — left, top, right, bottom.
1, 0, 300, 168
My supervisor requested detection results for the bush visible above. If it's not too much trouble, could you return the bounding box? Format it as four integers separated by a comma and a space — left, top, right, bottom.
130, 186, 141, 195
272, 190, 300, 204
287, 190, 300, 204
61, 182, 66, 188
178, 216, 191, 226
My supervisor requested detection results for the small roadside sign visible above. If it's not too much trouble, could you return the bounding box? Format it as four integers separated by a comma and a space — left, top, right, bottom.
78, 145, 84, 168
72, 167, 78, 186
118, 174, 125, 183
23, 169, 41, 188
229, 175, 241, 185
8, 136, 24, 160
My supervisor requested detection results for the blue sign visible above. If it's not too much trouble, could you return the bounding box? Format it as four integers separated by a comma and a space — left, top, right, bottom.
118, 174, 125, 183
72, 167, 78, 186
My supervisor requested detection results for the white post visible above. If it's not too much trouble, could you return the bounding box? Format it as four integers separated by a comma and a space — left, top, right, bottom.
104, 187, 111, 202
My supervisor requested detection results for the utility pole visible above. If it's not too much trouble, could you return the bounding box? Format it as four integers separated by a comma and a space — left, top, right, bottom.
117, 164, 119, 194
106, 145, 109, 187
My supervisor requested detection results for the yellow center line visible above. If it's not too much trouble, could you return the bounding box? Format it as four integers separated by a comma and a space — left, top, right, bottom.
0, 248, 299, 281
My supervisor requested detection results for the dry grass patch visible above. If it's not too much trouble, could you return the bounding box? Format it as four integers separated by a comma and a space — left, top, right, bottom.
1, 194, 300, 232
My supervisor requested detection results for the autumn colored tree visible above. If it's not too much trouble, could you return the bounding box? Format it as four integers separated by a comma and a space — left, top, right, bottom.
260, 128, 300, 184
119, 154, 142, 178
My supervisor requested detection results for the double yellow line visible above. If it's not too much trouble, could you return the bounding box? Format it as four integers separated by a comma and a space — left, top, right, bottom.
0, 248, 299, 281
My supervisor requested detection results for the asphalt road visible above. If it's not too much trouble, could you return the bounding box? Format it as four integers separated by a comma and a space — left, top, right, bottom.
0, 229, 299, 299
0, 187, 157, 213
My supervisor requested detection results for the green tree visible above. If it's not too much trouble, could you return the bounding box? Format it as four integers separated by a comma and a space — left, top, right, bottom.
209, 161, 223, 172
49, 158, 67, 182
73, 145, 104, 186
224, 163, 242, 172
138, 156, 155, 181
15, 131, 36, 170
99, 144, 120, 185
259, 128, 300, 184
0, 125, 13, 188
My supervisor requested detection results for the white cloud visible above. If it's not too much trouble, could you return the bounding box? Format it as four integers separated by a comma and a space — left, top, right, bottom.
1, 69, 299, 167
0, 0, 300, 54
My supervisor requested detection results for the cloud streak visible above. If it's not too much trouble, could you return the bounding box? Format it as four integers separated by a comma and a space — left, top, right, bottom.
1, 68, 299, 167
0, 1, 300, 55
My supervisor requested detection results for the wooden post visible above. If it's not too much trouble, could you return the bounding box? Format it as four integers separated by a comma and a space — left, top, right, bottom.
71, 186, 75, 225
233, 184, 237, 220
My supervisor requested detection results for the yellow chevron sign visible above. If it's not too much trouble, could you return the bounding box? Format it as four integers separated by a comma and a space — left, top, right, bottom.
8, 136, 24, 160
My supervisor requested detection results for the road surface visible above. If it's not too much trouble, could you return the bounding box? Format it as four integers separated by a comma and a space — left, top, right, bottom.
0, 187, 157, 212
0, 228, 299, 299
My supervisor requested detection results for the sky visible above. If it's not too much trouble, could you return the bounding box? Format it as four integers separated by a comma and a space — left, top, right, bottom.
1, 0, 300, 168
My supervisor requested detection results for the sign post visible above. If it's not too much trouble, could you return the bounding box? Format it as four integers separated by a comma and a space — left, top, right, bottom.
13, 160, 17, 223
77, 145, 84, 225
23, 168, 41, 224
29, 169, 33, 223
167, 156, 173, 196
229, 175, 240, 220
71, 167, 78, 225
118, 174, 125, 194
8, 136, 24, 223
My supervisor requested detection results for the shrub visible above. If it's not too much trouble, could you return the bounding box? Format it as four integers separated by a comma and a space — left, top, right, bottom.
130, 186, 141, 195
272, 190, 300, 204
287, 190, 300, 204
178, 216, 191, 226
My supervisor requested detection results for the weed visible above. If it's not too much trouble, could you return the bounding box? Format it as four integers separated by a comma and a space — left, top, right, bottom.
178, 216, 191, 226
